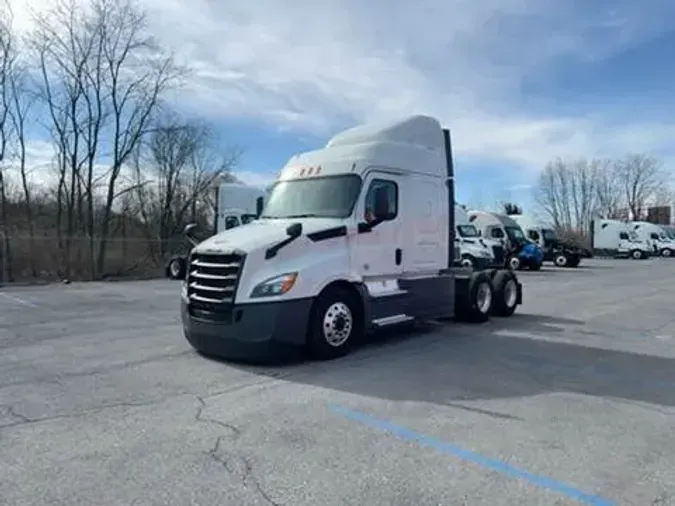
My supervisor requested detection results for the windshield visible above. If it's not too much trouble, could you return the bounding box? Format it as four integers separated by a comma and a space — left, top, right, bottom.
542, 228, 557, 240
457, 225, 479, 237
261, 175, 361, 219
629, 231, 639, 241
505, 226, 525, 242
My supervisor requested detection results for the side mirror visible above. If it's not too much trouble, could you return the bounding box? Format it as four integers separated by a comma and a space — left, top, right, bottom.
286, 222, 303, 238
184, 223, 199, 246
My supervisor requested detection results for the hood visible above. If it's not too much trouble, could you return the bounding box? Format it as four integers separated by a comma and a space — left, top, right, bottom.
193, 217, 345, 253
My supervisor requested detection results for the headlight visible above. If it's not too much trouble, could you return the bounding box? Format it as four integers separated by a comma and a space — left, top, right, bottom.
250, 272, 298, 298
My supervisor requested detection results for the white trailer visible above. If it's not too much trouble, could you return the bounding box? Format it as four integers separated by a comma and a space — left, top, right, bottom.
631, 221, 675, 257
590, 219, 651, 259
180, 115, 524, 363
454, 204, 503, 269
165, 183, 267, 279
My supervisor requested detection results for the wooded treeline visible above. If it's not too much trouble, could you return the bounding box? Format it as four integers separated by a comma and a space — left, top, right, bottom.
0, 0, 242, 283
533, 155, 672, 234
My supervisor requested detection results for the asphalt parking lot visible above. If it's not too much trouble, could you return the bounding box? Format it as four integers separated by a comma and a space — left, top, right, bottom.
2, 258, 675, 506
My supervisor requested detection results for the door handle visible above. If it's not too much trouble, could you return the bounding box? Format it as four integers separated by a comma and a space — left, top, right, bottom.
395, 248, 402, 265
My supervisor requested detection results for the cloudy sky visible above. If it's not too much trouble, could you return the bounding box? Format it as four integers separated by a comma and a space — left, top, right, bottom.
9, 0, 675, 210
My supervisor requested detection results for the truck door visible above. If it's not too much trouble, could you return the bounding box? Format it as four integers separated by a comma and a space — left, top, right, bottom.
352, 172, 403, 279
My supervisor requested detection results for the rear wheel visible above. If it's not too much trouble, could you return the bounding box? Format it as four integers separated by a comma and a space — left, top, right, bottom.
553, 253, 568, 267
490, 269, 518, 317
307, 286, 363, 360
455, 271, 493, 323
630, 249, 643, 260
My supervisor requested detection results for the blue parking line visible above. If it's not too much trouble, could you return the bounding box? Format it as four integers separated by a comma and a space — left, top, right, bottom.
329, 404, 616, 506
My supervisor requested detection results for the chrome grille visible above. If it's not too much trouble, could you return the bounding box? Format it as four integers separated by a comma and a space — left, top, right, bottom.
187, 252, 244, 314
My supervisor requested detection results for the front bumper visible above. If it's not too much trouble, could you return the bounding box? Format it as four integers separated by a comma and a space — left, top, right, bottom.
181, 297, 313, 364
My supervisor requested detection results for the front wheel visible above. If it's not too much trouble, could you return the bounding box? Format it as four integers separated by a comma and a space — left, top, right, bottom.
166, 255, 187, 279
460, 255, 475, 269
661, 248, 672, 258
506, 255, 521, 271
307, 287, 363, 360
630, 249, 643, 260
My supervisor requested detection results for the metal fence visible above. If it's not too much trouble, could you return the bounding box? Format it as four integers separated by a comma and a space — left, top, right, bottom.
0, 233, 189, 284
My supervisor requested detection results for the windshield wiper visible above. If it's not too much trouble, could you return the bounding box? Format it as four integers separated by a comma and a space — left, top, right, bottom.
281, 213, 324, 218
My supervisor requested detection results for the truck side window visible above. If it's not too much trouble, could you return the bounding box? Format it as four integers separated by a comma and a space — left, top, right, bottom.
650, 233, 659, 240
619, 232, 629, 240
364, 179, 398, 221
528, 230, 540, 241
490, 228, 504, 239
224, 216, 240, 229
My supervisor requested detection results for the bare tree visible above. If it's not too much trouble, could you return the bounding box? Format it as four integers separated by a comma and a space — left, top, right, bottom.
535, 157, 601, 232
93, 0, 185, 275
594, 158, 624, 219
132, 112, 241, 260
615, 153, 666, 220
0, 0, 16, 281
30, 0, 184, 277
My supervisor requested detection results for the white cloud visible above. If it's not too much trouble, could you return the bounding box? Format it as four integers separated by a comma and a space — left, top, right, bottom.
8, 0, 675, 179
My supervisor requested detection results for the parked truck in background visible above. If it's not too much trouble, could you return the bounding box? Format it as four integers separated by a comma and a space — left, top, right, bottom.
631, 221, 675, 257
180, 115, 524, 363
454, 204, 504, 269
468, 210, 544, 271
510, 214, 582, 267
165, 183, 267, 279
590, 219, 651, 259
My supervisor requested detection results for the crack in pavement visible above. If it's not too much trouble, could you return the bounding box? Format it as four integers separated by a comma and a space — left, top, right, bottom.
207, 436, 282, 506
0, 397, 174, 429
196, 395, 281, 506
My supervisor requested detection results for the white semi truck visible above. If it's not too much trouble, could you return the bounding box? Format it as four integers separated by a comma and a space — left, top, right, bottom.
468, 210, 544, 270
180, 115, 524, 362
454, 204, 504, 269
590, 219, 651, 259
166, 183, 267, 279
631, 221, 675, 257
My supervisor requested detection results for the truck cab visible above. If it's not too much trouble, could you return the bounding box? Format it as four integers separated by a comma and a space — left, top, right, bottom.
454, 204, 501, 269
165, 183, 267, 280
591, 219, 651, 259
180, 115, 524, 363
468, 210, 543, 271
510, 214, 582, 267
631, 221, 675, 257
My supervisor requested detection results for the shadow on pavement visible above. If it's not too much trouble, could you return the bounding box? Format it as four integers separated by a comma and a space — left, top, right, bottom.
226, 313, 675, 409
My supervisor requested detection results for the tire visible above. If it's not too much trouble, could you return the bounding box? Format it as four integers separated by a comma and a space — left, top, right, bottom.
490, 269, 518, 317
553, 253, 568, 267
455, 271, 493, 323
307, 286, 363, 360
630, 249, 642, 260
506, 255, 521, 271
166, 255, 187, 279
460, 255, 475, 269
567, 255, 581, 267
661, 248, 672, 258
